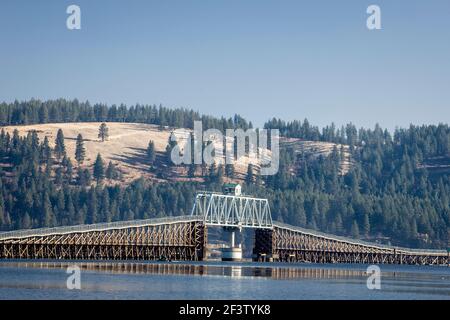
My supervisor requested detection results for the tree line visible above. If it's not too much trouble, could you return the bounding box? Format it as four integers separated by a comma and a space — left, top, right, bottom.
0, 99, 252, 132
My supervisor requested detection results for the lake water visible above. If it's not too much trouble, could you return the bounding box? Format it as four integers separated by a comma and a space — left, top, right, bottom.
0, 260, 449, 300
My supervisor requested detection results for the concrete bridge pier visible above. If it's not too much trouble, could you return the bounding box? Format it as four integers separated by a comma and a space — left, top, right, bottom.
222, 227, 242, 261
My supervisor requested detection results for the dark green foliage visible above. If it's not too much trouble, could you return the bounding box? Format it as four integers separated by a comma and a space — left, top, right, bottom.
246, 164, 254, 185
0, 99, 251, 132
75, 134, 85, 164
216, 164, 224, 185
225, 164, 235, 178
76, 167, 91, 186
41, 136, 51, 162
147, 140, 156, 165
93, 154, 105, 181
98, 123, 109, 142
105, 161, 119, 180
54, 129, 66, 160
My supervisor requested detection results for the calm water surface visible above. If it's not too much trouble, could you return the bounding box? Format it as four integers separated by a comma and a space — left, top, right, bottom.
0, 260, 449, 300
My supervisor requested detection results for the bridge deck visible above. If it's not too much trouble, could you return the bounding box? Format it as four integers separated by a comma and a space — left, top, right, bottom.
273, 222, 448, 256
0, 216, 446, 257
0, 216, 202, 241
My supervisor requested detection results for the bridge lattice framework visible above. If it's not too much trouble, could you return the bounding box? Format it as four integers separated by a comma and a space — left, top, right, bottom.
0, 192, 448, 266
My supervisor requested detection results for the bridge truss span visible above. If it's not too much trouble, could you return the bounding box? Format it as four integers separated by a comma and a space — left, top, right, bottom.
191, 192, 273, 229
253, 222, 449, 266
0, 216, 206, 261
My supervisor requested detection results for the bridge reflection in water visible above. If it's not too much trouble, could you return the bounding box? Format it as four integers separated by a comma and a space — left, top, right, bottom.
0, 191, 449, 266
0, 261, 377, 280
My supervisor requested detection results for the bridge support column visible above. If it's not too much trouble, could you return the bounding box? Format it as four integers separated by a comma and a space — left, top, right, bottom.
253, 229, 275, 262
222, 227, 242, 262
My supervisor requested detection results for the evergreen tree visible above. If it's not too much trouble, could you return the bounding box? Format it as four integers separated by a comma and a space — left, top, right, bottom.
351, 220, 360, 239
98, 123, 109, 142
225, 164, 235, 178
147, 140, 156, 165
75, 134, 86, 164
38, 105, 48, 123
93, 154, 105, 181
246, 164, 254, 185
66, 158, 73, 182
188, 163, 197, 178
54, 129, 66, 160
21, 213, 31, 229
106, 161, 118, 180
363, 214, 370, 237
208, 163, 217, 183
41, 136, 52, 162
77, 167, 91, 186
216, 164, 224, 185
41, 193, 54, 227
87, 187, 98, 224
55, 166, 64, 185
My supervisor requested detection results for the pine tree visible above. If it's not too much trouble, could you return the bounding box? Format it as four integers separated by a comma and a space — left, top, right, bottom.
98, 123, 109, 142
246, 164, 254, 185
93, 153, 105, 181
77, 167, 91, 186
351, 220, 360, 239
0, 191, 6, 229
100, 189, 111, 222
54, 129, 66, 160
335, 213, 344, 234
41, 193, 54, 227
188, 163, 197, 177
41, 136, 52, 162
66, 158, 73, 182
105, 161, 118, 180
87, 187, 98, 224
55, 166, 63, 185
216, 164, 224, 185
147, 140, 156, 165
225, 164, 235, 178
75, 134, 86, 164
208, 162, 217, 183
38, 105, 48, 123
21, 213, 31, 229
363, 214, 370, 237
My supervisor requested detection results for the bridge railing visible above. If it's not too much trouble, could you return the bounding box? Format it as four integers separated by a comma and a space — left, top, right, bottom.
273, 221, 447, 255
0, 215, 202, 241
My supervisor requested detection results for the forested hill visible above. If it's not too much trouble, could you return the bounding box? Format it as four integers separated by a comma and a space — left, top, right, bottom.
0, 99, 449, 249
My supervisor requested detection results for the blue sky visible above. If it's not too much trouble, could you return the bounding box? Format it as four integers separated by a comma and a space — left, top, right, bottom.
0, 0, 449, 130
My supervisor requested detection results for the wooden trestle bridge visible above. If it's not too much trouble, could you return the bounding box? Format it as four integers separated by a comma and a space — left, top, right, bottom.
0, 191, 448, 266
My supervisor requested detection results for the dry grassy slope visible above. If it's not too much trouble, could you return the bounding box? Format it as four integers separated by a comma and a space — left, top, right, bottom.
1, 122, 260, 183
2, 122, 353, 183
281, 137, 353, 175
2, 123, 171, 183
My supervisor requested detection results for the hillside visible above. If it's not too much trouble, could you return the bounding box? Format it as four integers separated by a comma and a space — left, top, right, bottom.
2, 122, 353, 184
0, 99, 449, 248
2, 123, 169, 184
281, 138, 353, 175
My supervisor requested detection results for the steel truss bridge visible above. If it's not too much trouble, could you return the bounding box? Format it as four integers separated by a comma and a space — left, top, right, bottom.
0, 193, 448, 265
